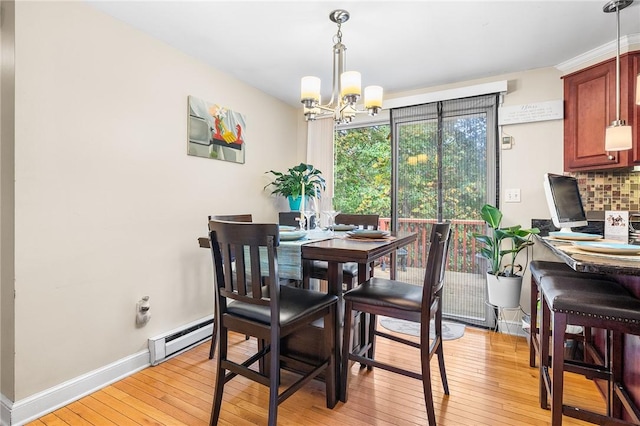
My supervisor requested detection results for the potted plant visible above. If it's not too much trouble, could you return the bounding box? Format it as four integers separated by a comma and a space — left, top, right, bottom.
264, 163, 326, 211
470, 204, 540, 308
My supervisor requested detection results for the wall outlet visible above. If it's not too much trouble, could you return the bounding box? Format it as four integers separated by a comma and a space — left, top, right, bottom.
136, 296, 151, 327
505, 188, 521, 203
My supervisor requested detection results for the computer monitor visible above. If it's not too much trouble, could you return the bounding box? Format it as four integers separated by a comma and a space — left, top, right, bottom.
543, 173, 588, 232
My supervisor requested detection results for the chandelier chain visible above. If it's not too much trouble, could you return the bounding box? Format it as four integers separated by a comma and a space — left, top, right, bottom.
333, 23, 342, 45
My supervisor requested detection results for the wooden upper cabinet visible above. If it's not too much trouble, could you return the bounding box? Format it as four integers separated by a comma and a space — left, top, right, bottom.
563, 52, 639, 171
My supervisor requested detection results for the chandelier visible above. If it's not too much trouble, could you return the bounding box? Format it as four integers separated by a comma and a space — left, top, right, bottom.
300, 9, 383, 124
603, 0, 633, 151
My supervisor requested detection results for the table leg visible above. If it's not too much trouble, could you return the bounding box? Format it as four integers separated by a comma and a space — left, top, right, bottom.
327, 261, 344, 400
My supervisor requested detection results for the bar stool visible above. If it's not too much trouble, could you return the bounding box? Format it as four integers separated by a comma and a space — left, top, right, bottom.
528, 260, 615, 367
538, 275, 640, 425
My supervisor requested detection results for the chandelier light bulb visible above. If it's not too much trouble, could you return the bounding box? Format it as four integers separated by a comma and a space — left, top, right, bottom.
364, 85, 383, 109
301, 76, 321, 106
340, 71, 361, 100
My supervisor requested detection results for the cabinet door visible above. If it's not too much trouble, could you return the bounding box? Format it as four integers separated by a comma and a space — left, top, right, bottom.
564, 59, 630, 171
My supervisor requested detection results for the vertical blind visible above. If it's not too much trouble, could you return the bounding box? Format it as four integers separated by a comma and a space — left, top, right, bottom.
389, 94, 499, 327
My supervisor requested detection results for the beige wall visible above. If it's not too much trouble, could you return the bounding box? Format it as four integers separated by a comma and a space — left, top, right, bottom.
9, 1, 301, 400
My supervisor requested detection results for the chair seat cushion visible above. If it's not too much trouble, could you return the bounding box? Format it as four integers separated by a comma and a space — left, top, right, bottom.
227, 285, 337, 326
343, 277, 422, 312
311, 260, 358, 278
540, 276, 640, 323
530, 260, 613, 285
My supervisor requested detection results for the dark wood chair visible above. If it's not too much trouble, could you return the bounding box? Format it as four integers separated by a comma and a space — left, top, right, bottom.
207, 214, 253, 359
208, 220, 338, 426
340, 222, 452, 426
310, 213, 380, 290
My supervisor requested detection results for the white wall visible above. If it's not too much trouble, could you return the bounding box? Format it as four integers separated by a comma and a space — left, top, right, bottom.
11, 1, 300, 400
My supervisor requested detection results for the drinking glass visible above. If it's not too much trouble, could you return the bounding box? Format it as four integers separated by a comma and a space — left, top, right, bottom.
303, 208, 315, 232
322, 210, 340, 235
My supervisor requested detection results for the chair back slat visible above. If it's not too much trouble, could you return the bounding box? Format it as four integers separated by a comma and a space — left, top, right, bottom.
422, 222, 452, 309
335, 214, 379, 230
209, 220, 279, 311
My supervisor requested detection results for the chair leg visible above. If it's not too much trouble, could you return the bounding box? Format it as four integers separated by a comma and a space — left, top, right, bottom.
209, 327, 227, 426
551, 312, 567, 426
209, 318, 217, 360
367, 313, 377, 371
341, 300, 355, 403
435, 315, 449, 395
258, 339, 266, 374
420, 333, 437, 426
268, 334, 279, 426
539, 294, 551, 410
325, 305, 337, 408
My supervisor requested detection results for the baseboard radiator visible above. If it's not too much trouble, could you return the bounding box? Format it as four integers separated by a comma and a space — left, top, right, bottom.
148, 314, 214, 365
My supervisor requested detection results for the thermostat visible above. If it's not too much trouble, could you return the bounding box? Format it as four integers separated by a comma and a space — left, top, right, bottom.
502, 136, 513, 149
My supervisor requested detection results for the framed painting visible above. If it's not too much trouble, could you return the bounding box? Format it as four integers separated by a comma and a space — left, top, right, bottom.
187, 95, 246, 164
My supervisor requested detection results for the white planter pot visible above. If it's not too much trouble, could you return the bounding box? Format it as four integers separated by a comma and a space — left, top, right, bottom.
486, 273, 522, 308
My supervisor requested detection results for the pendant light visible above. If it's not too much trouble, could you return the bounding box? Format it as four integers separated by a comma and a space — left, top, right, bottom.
603, 0, 633, 151
300, 10, 383, 124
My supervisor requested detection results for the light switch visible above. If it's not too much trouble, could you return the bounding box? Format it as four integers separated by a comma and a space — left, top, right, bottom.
505, 188, 521, 203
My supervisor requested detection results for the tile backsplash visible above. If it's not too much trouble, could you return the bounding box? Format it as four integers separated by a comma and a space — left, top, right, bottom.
573, 170, 640, 212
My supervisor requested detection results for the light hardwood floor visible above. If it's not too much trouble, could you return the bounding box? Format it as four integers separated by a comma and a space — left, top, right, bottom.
28, 325, 602, 425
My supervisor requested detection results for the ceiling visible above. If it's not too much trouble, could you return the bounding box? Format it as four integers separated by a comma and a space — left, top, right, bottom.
86, 1, 640, 108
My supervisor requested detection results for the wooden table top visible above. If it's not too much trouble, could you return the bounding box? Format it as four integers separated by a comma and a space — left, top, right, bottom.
301, 232, 417, 264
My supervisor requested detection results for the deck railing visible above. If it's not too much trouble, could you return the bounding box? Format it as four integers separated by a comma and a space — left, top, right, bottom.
379, 218, 485, 273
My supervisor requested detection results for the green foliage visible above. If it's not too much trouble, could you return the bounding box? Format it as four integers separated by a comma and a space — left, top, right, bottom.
469, 204, 540, 276
395, 116, 488, 221
334, 126, 391, 216
333, 116, 489, 221
264, 163, 326, 199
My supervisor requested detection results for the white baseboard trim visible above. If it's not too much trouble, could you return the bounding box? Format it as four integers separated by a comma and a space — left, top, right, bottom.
6, 350, 149, 426
1, 393, 12, 426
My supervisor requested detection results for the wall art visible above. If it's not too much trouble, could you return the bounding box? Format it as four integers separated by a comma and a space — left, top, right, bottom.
187, 95, 246, 164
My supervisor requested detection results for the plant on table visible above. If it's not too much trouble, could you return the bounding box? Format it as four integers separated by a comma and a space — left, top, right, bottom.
264, 163, 326, 201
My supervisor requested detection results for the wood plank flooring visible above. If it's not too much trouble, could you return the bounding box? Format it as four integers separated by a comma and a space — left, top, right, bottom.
28, 325, 603, 425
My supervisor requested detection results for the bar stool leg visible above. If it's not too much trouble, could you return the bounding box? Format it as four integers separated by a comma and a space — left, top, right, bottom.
610, 331, 623, 419
530, 276, 539, 368
539, 291, 551, 410
551, 311, 568, 426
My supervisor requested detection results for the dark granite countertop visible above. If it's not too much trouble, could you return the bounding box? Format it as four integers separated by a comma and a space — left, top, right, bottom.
535, 235, 640, 276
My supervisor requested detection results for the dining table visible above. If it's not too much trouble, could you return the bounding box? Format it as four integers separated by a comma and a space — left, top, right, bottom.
199, 226, 418, 400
